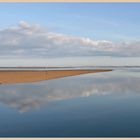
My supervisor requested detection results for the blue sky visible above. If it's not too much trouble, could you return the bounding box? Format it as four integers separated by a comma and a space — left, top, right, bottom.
0, 3, 140, 66
0, 3, 140, 41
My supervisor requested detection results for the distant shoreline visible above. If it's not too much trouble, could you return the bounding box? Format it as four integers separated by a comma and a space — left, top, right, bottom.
0, 65, 139, 70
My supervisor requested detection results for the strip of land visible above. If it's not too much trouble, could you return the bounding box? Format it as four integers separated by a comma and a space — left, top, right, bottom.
0, 69, 112, 84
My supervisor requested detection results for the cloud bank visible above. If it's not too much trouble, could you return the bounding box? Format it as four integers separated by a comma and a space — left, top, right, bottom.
0, 21, 140, 58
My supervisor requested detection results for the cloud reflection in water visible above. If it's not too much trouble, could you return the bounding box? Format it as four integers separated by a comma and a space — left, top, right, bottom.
0, 70, 139, 113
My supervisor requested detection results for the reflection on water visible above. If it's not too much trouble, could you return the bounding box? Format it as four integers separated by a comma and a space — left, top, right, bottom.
0, 70, 140, 137
0, 70, 139, 113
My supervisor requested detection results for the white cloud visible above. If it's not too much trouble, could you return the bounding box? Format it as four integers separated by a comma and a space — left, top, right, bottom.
18, 21, 30, 29
0, 21, 140, 58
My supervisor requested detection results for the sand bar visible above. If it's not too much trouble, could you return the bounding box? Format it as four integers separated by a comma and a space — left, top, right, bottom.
0, 69, 112, 84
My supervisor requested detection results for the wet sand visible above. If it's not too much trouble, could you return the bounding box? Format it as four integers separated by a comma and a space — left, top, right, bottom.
0, 69, 112, 84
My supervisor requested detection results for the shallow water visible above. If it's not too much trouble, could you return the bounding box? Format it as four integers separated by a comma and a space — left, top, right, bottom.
0, 69, 140, 137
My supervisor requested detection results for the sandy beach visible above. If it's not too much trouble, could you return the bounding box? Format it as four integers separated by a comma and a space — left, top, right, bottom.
0, 69, 112, 84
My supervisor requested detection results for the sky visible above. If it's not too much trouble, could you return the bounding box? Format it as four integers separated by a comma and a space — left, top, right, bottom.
0, 3, 140, 66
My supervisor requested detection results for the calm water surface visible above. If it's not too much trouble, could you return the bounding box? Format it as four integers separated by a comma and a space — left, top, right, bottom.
0, 69, 140, 137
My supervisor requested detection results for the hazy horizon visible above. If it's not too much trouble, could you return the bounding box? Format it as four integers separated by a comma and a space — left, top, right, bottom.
0, 57, 140, 67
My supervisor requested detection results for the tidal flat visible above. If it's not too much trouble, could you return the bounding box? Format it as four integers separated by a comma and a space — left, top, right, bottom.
0, 68, 140, 137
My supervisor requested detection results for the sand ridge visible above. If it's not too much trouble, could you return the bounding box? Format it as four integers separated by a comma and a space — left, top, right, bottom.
0, 69, 112, 84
